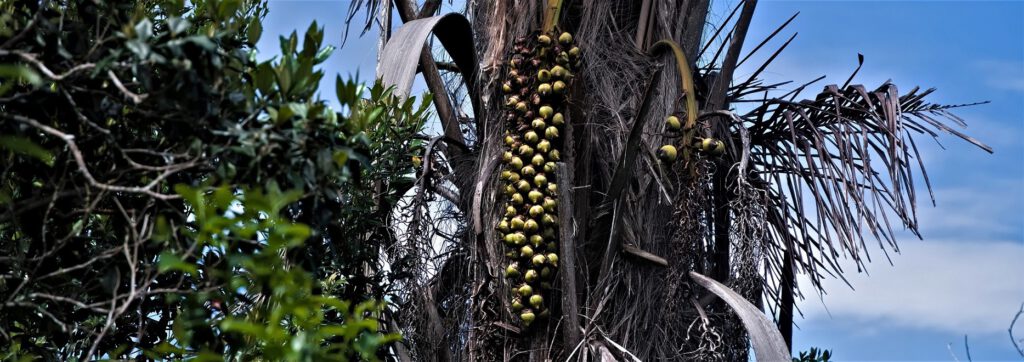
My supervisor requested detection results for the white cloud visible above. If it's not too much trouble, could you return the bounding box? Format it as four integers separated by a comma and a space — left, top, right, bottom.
972, 59, 1024, 93
797, 239, 1024, 335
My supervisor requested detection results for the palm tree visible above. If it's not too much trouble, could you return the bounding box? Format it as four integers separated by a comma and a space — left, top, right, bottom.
349, 1, 991, 360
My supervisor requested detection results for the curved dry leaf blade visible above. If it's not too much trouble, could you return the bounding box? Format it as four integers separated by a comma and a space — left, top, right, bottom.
377, 13, 479, 116
689, 271, 791, 362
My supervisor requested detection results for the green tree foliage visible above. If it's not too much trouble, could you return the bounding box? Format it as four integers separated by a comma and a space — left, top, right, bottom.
0, 0, 429, 359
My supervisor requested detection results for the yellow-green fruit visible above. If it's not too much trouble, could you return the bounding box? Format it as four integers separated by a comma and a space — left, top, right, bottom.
518, 284, 534, 297
539, 105, 554, 119
529, 205, 545, 217
521, 310, 536, 324
520, 245, 534, 258
542, 213, 557, 226
524, 219, 539, 232
517, 180, 531, 192
505, 263, 520, 278
504, 135, 515, 146
542, 227, 556, 239
511, 193, 524, 205
665, 115, 681, 132
511, 217, 525, 230
532, 254, 547, 266
543, 162, 557, 173
552, 112, 565, 126
503, 151, 513, 162
531, 154, 546, 167
529, 235, 544, 247
528, 190, 544, 203
543, 198, 558, 212
701, 137, 714, 152
538, 83, 552, 96
506, 249, 519, 258
537, 140, 551, 153
521, 165, 536, 176
546, 253, 559, 267
551, 65, 567, 79
529, 294, 544, 308
545, 126, 559, 140
512, 298, 524, 311
546, 242, 557, 251
532, 118, 546, 130
500, 170, 512, 180
497, 220, 510, 232
559, 32, 573, 45
505, 185, 516, 196
534, 174, 548, 187
510, 156, 523, 170
556, 52, 569, 65
504, 233, 522, 245
712, 139, 726, 155
548, 149, 561, 161
524, 269, 538, 282
546, 183, 558, 195
506, 96, 519, 107
568, 46, 581, 58
516, 101, 528, 113
541, 267, 553, 279
519, 144, 534, 157
537, 69, 551, 82
524, 131, 539, 144
505, 205, 516, 217
503, 82, 513, 93
537, 34, 552, 46
658, 145, 678, 163
552, 80, 566, 94
507, 172, 520, 183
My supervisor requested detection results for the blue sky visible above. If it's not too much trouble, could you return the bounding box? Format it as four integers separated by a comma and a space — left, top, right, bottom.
259, 1, 1024, 360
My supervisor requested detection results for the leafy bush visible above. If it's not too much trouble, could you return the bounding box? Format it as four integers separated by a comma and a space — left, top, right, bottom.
0, 0, 428, 359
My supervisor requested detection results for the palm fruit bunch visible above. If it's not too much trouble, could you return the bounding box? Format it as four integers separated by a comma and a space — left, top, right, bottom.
657, 114, 726, 164
498, 30, 579, 327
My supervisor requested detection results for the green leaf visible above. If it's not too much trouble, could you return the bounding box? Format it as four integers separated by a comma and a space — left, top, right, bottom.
134, 18, 153, 41
157, 252, 198, 275
247, 17, 263, 43
314, 45, 335, 65
0, 64, 42, 96
0, 136, 54, 166
167, 17, 190, 36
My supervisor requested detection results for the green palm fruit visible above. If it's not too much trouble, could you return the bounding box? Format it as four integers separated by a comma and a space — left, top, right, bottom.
542, 227, 557, 239
543, 198, 557, 212
550, 65, 567, 79
530, 294, 544, 308
510, 217, 525, 230
537, 69, 551, 82
506, 96, 520, 107
552, 80, 566, 94
539, 105, 554, 119
503, 151, 513, 162
529, 205, 545, 217
517, 180, 531, 192
505, 205, 516, 217
568, 46, 580, 58
548, 149, 561, 161
521, 165, 536, 176
524, 131, 540, 144
559, 32, 573, 45
503, 82, 513, 93
524, 269, 539, 282
556, 52, 569, 65
497, 219, 510, 232
545, 126, 559, 140
511, 193, 524, 205
521, 310, 536, 325
529, 235, 544, 247
519, 144, 534, 157
701, 137, 714, 152
500, 170, 512, 180
541, 213, 557, 226
532, 154, 546, 167
534, 174, 548, 187
512, 298, 524, 311
538, 34, 552, 46
543, 162, 557, 173
658, 145, 678, 163
505, 185, 517, 196
532, 254, 547, 266
504, 135, 516, 146
546, 253, 559, 267
546, 242, 557, 251
520, 245, 535, 258
518, 284, 534, 297
524, 219, 539, 233
546, 183, 558, 195
532, 118, 546, 130
508, 172, 520, 183
665, 115, 681, 132
537, 140, 552, 153
505, 263, 520, 278
538, 83, 552, 96
540, 267, 553, 279
712, 139, 726, 155
515, 101, 528, 113
510, 156, 523, 170
528, 190, 544, 203
552, 112, 564, 126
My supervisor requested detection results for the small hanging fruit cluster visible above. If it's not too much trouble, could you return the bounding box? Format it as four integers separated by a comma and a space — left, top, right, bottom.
497, 31, 579, 327
657, 114, 726, 164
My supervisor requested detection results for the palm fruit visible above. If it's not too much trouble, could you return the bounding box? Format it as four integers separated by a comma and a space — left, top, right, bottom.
524, 269, 539, 282
658, 145, 678, 163
529, 294, 544, 308
665, 115, 681, 132
505, 263, 521, 278
558, 32, 573, 45
712, 139, 726, 155
499, 31, 578, 327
